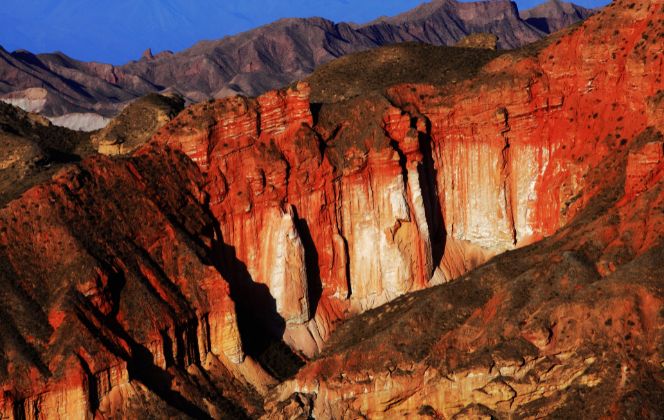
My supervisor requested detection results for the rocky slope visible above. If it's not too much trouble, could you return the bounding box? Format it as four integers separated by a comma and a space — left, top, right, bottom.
0, 0, 596, 123
92, 92, 185, 155
0, 150, 275, 419
0, 101, 95, 207
0, 92, 185, 207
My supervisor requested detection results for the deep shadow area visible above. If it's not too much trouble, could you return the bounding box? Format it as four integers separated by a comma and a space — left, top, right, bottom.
108, 317, 247, 420
417, 126, 447, 269
525, 17, 551, 33
291, 208, 323, 319
210, 225, 306, 380
234, 301, 306, 381
74, 353, 100, 414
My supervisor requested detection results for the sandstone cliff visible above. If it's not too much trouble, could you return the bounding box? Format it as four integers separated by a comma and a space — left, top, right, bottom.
261, 0, 664, 417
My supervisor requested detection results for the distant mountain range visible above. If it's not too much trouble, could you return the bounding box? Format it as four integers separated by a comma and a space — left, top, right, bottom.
0, 0, 601, 128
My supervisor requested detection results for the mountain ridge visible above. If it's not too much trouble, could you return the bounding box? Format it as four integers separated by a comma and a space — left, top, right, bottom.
0, 0, 599, 125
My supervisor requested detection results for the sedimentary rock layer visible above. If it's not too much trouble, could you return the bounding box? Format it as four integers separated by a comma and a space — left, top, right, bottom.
263, 0, 664, 418
0, 0, 661, 418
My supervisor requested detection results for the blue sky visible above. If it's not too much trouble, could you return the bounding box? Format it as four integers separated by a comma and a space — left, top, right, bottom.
0, 0, 610, 65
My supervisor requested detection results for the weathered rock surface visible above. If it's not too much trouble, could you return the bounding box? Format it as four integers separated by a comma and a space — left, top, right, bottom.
1, 0, 663, 419
0, 101, 97, 206
453, 33, 499, 50
299, 42, 505, 104
93, 92, 184, 155
0, 147, 274, 419
147, 82, 450, 357
0, 92, 185, 207
0, 0, 596, 120
262, 0, 664, 418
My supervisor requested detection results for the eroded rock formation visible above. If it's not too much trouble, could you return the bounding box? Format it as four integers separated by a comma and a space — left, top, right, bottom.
94, 92, 185, 155
0, 0, 663, 418
262, 0, 664, 418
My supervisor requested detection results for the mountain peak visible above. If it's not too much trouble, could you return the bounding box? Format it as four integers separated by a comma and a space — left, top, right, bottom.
520, 0, 596, 32
142, 48, 153, 60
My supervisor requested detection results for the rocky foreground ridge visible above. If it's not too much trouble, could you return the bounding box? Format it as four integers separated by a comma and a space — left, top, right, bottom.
0, 0, 598, 127
0, 0, 662, 418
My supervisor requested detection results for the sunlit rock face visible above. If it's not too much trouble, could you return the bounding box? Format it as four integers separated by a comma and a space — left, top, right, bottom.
1, 1, 663, 418
149, 83, 447, 356
261, 0, 664, 418
151, 2, 664, 358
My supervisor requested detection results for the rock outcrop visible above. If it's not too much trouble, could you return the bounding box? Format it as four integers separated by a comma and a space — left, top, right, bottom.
93, 92, 184, 155
147, 82, 452, 356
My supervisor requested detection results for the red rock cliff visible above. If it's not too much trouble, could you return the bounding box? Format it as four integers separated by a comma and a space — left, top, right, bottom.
149, 83, 450, 357
261, 0, 664, 418
0, 0, 662, 418
151, 0, 663, 358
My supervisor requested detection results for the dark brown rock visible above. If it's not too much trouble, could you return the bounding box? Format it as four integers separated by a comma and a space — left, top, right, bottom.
520, 0, 598, 33
142, 48, 154, 61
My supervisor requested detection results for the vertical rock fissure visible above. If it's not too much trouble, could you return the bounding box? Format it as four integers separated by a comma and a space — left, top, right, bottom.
500, 116, 517, 246
74, 353, 99, 416
416, 124, 447, 267
335, 181, 353, 300
12, 399, 26, 420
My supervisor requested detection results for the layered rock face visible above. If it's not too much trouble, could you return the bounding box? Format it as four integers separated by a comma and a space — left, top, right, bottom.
0, 149, 272, 419
148, 83, 451, 356
262, 0, 664, 418
150, 0, 664, 359
0, 0, 662, 418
